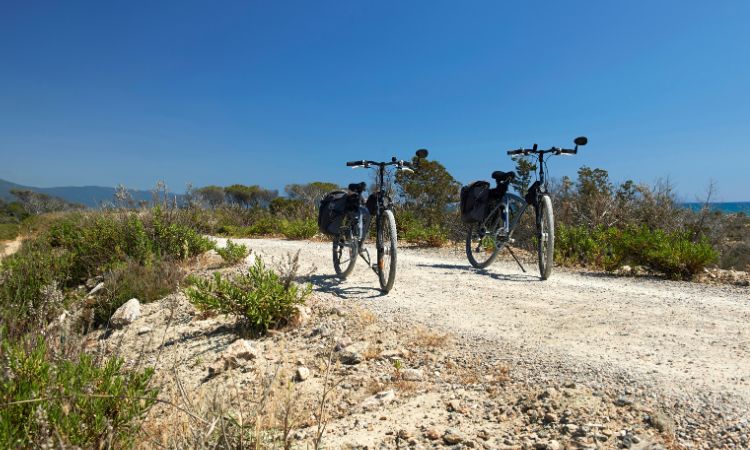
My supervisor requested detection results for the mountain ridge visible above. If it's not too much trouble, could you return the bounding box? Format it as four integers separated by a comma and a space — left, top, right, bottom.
0, 178, 158, 208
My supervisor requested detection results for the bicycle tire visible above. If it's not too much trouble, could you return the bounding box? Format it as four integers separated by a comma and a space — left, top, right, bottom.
466, 222, 504, 269
536, 194, 554, 280
377, 210, 398, 293
332, 220, 358, 278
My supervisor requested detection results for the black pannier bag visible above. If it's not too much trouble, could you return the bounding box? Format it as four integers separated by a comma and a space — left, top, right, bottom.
365, 191, 392, 216
318, 190, 360, 236
460, 180, 491, 223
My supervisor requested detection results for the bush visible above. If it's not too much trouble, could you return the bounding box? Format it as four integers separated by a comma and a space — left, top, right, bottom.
0, 338, 157, 449
185, 256, 311, 333
280, 218, 318, 240
402, 223, 448, 247
0, 241, 75, 334
555, 224, 718, 280
0, 223, 19, 241
94, 259, 185, 326
216, 240, 249, 266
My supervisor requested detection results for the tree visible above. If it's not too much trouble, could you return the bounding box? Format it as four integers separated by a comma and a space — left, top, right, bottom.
224, 184, 277, 209
196, 186, 226, 208
285, 182, 339, 207
394, 158, 460, 226
10, 189, 83, 215
510, 156, 538, 196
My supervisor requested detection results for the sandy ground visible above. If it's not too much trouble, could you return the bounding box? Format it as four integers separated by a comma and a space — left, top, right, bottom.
232, 238, 750, 413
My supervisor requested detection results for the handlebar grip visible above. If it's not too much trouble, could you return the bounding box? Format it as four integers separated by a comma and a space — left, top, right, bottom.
346, 160, 364, 167
560, 149, 577, 155
507, 149, 524, 155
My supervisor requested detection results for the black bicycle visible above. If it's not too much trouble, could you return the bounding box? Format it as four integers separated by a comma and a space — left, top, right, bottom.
332, 149, 428, 293
464, 137, 588, 279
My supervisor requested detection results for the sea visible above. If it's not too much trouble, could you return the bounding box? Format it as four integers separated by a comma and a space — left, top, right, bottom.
681, 202, 750, 215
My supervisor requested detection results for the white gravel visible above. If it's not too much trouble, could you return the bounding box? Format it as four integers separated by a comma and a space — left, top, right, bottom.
226, 238, 750, 425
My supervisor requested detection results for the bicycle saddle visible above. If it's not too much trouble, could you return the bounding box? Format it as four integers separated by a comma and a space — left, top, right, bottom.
492, 171, 516, 183
348, 182, 366, 193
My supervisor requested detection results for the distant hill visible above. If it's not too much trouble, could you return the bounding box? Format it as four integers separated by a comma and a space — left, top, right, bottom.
0, 179, 160, 208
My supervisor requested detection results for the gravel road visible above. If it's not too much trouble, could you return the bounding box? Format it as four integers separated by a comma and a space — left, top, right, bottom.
232, 238, 750, 444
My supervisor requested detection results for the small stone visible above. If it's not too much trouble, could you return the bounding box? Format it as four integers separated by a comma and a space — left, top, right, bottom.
340, 342, 367, 365
443, 428, 464, 445
295, 366, 310, 382
361, 390, 396, 411
88, 282, 105, 296
289, 305, 310, 327
137, 326, 152, 335
424, 428, 440, 440
544, 413, 558, 424
402, 368, 424, 381
110, 298, 141, 327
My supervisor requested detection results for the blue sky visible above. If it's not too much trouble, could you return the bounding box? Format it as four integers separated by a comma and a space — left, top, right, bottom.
1, 1, 748, 201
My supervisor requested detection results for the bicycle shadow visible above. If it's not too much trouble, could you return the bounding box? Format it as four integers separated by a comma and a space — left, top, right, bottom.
308, 274, 384, 299
416, 263, 540, 283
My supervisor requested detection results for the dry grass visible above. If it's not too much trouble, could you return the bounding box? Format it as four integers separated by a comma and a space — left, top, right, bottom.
409, 325, 451, 349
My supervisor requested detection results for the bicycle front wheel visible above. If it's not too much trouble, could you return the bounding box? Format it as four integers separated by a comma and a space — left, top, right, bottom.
466, 222, 504, 269
333, 233, 357, 279
536, 194, 554, 280
376, 210, 398, 293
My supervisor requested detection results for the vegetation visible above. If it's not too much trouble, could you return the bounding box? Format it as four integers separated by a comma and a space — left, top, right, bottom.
185, 256, 311, 333
0, 338, 156, 449
216, 239, 250, 266
556, 224, 718, 279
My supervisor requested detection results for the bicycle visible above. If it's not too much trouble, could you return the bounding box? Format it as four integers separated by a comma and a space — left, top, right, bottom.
331, 149, 429, 293
464, 137, 588, 279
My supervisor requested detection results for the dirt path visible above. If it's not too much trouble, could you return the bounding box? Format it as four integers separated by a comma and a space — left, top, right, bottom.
0, 238, 22, 259
233, 238, 750, 410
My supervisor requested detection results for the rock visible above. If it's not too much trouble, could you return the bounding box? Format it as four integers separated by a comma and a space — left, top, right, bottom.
289, 305, 310, 327
223, 339, 258, 366
340, 342, 367, 365
424, 428, 440, 440
335, 337, 353, 351
615, 396, 634, 407
361, 390, 396, 411
88, 282, 105, 296
137, 326, 152, 335
208, 339, 259, 377
207, 359, 226, 377
544, 412, 558, 424
402, 368, 424, 381
110, 298, 141, 327
547, 440, 561, 450
295, 366, 310, 382
447, 399, 463, 412
617, 265, 633, 276
198, 249, 224, 269
443, 428, 465, 445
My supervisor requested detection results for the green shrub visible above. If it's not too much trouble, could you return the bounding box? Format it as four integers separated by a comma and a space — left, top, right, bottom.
402, 223, 448, 247
0, 241, 75, 334
94, 259, 185, 326
280, 218, 318, 240
0, 223, 19, 241
0, 338, 157, 449
216, 240, 250, 266
185, 256, 311, 333
219, 216, 282, 238
555, 224, 718, 280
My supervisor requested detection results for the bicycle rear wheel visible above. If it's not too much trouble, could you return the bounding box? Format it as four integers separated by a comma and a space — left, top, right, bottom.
536, 194, 554, 280
466, 222, 504, 269
332, 219, 358, 278
377, 210, 398, 293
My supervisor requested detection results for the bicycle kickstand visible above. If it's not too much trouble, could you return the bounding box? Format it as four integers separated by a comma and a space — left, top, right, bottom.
506, 246, 527, 273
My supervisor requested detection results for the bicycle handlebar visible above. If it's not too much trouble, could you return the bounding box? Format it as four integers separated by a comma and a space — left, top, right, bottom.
346, 159, 416, 168
506, 147, 577, 156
